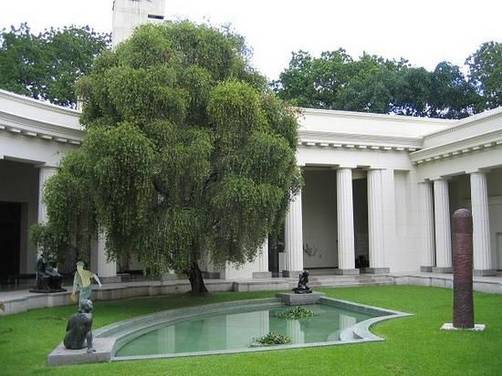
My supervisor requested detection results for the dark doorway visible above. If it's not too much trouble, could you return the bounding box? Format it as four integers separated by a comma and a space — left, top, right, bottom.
0, 202, 22, 281
269, 231, 284, 277
353, 178, 369, 268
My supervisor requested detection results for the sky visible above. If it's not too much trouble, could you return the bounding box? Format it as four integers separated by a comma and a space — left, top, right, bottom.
1, 0, 501, 81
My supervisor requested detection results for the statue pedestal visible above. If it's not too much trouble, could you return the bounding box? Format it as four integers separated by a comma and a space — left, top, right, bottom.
277, 292, 324, 306
48, 337, 114, 366
440, 323, 486, 332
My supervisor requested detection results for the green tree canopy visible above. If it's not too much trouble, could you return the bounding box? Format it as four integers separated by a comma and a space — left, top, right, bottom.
274, 44, 502, 119
39, 21, 300, 294
467, 41, 502, 110
0, 23, 110, 108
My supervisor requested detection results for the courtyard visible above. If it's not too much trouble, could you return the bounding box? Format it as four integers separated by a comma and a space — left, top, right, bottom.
1, 285, 501, 375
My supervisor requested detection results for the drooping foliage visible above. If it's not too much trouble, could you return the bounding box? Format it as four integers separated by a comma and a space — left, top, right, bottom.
274, 43, 502, 119
0, 23, 110, 108
39, 21, 300, 293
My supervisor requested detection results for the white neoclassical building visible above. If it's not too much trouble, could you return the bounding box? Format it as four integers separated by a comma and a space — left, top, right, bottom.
1, 0, 502, 285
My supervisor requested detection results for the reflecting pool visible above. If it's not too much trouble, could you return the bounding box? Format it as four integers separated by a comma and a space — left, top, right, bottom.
115, 304, 376, 357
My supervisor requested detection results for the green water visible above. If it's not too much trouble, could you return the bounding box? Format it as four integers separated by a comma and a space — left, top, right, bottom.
115, 304, 376, 357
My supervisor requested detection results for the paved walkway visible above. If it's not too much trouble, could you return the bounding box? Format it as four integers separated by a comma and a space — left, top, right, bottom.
1, 272, 501, 316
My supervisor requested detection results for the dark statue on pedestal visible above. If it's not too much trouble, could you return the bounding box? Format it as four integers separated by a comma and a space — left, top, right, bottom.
293, 270, 312, 294
30, 256, 65, 293
64, 299, 95, 353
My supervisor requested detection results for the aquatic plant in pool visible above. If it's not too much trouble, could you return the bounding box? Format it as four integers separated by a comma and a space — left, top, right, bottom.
254, 332, 292, 346
275, 306, 315, 320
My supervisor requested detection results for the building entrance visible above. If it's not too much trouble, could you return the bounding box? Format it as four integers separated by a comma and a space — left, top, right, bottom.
0, 202, 22, 282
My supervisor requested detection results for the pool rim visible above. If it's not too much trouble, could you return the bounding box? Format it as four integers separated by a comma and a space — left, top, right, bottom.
103, 295, 412, 362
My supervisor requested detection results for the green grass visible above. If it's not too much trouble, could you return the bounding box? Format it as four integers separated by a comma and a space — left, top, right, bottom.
1, 286, 501, 375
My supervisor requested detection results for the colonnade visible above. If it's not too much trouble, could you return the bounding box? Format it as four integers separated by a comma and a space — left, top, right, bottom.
283, 167, 389, 276
420, 171, 496, 276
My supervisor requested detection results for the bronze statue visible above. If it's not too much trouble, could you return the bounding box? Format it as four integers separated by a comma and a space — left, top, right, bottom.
293, 270, 312, 294
30, 255, 65, 293
64, 299, 95, 353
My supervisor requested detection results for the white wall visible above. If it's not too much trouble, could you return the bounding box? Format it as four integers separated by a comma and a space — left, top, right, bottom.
302, 169, 338, 268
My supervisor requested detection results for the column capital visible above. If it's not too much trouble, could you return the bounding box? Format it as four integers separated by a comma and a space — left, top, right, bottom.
430, 176, 451, 182
366, 167, 385, 171
467, 169, 490, 175
418, 180, 433, 185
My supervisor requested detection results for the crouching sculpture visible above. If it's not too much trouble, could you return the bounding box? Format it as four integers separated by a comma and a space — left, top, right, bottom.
64, 299, 95, 353
293, 270, 312, 294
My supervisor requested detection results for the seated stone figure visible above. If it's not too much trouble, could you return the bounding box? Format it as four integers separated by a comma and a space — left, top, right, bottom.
293, 270, 312, 294
64, 299, 95, 353
31, 256, 65, 293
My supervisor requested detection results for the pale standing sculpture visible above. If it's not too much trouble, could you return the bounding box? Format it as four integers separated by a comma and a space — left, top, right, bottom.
71, 261, 102, 309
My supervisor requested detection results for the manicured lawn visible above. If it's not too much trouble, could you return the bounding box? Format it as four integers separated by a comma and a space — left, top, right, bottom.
1, 285, 501, 375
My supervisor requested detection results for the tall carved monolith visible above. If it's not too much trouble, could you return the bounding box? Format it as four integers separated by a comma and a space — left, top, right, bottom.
452, 208, 474, 329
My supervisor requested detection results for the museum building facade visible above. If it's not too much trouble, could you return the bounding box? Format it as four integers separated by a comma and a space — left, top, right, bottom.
1, 0, 502, 283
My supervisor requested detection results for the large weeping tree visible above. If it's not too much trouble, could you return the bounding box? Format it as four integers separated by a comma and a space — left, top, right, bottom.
38, 21, 301, 294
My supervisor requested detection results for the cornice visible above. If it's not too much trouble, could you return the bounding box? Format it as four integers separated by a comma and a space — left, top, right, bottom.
0, 111, 83, 145
410, 128, 502, 165
422, 107, 502, 139
0, 89, 81, 117
299, 107, 455, 125
298, 129, 420, 152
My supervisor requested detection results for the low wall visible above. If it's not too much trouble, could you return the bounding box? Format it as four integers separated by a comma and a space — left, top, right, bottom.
1, 273, 501, 316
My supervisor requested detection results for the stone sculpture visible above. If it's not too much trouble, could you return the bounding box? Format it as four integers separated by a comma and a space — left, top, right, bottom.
63, 299, 95, 352
71, 261, 102, 310
293, 270, 312, 294
30, 256, 65, 293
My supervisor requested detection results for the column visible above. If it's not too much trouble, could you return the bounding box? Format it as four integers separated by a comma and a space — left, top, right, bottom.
420, 181, 435, 272
366, 169, 389, 274
37, 166, 58, 225
433, 178, 452, 273
335, 168, 359, 275
470, 172, 496, 276
253, 237, 272, 279
284, 189, 304, 277
96, 230, 118, 282
36, 166, 58, 259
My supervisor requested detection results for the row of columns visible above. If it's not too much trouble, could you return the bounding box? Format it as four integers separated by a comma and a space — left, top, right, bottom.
421, 171, 495, 276
37, 166, 117, 279
283, 167, 389, 276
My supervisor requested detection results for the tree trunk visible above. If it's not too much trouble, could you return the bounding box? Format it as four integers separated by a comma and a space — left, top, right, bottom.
187, 261, 209, 296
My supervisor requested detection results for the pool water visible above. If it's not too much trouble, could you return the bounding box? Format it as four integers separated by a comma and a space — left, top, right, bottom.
115, 304, 376, 357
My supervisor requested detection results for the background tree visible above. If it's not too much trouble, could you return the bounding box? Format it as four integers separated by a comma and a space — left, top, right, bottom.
39, 21, 300, 294
0, 23, 110, 108
467, 41, 502, 110
274, 45, 499, 119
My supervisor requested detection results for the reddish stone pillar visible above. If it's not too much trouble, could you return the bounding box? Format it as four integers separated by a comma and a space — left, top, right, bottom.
452, 208, 474, 329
